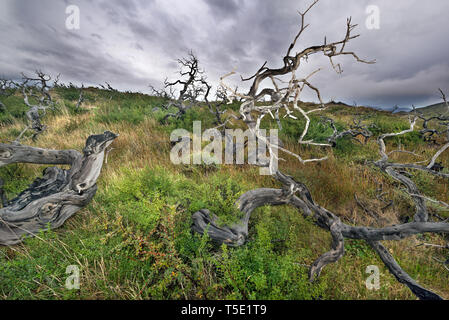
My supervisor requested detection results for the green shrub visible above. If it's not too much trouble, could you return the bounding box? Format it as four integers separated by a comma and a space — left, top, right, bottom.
211, 223, 327, 299
95, 104, 148, 125
0, 164, 38, 200
98, 167, 179, 230
0, 95, 28, 125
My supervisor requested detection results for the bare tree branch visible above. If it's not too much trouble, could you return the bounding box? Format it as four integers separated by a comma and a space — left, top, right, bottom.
157, 51, 212, 122
15, 71, 58, 142
192, 0, 448, 300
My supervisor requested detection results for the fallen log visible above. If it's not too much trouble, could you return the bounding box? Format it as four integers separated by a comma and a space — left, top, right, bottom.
0, 131, 118, 245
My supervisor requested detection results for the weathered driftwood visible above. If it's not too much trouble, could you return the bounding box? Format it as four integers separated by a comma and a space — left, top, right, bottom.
0, 131, 117, 245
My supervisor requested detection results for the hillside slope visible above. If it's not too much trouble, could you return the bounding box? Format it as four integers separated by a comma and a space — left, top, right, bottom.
0, 87, 448, 300
417, 102, 449, 116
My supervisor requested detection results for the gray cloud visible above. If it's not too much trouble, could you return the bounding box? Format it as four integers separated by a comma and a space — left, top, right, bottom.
0, 0, 448, 108
205, 0, 242, 18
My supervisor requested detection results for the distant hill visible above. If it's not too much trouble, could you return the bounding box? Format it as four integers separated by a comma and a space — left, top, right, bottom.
415, 102, 449, 116
392, 107, 412, 114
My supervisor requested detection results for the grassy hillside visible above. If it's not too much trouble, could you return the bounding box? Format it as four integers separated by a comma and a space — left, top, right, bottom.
0, 87, 448, 300
417, 102, 449, 116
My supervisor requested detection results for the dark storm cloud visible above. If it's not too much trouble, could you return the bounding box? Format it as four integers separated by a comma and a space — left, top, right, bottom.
0, 0, 160, 91
204, 0, 241, 18
0, 0, 448, 108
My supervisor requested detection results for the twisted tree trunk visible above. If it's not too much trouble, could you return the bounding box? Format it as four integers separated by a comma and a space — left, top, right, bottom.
192, 171, 447, 300
0, 131, 118, 245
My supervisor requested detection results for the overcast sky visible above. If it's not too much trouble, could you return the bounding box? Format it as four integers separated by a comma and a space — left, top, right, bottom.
0, 0, 448, 109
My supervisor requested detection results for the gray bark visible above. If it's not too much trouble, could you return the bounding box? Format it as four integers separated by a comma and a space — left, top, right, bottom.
368, 241, 443, 300
0, 131, 117, 245
192, 170, 447, 300
196, 0, 446, 300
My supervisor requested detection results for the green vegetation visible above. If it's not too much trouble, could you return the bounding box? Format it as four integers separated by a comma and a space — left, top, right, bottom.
417, 102, 449, 116
0, 95, 29, 125
0, 87, 448, 300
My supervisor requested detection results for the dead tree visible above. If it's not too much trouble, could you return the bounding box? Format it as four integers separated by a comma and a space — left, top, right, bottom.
158, 51, 211, 122
0, 131, 118, 245
0, 79, 10, 97
417, 89, 449, 144
322, 116, 374, 146
0, 79, 17, 97
15, 71, 58, 142
75, 84, 86, 109
149, 84, 172, 100
192, 0, 448, 300
203, 84, 240, 135
98, 82, 117, 92
97, 82, 119, 101
52, 74, 62, 88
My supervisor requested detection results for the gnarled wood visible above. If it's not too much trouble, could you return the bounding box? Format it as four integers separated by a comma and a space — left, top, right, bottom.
368, 241, 443, 300
0, 131, 117, 245
192, 0, 449, 300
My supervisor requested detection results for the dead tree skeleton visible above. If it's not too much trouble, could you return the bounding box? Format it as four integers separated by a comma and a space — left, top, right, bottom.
150, 52, 236, 129
75, 84, 86, 109
192, 0, 448, 300
15, 71, 58, 142
417, 89, 449, 144
0, 131, 118, 245
98, 82, 118, 92
322, 116, 374, 146
97, 82, 119, 101
156, 51, 212, 122
205, 84, 241, 135
208, 85, 228, 129
59, 82, 89, 109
